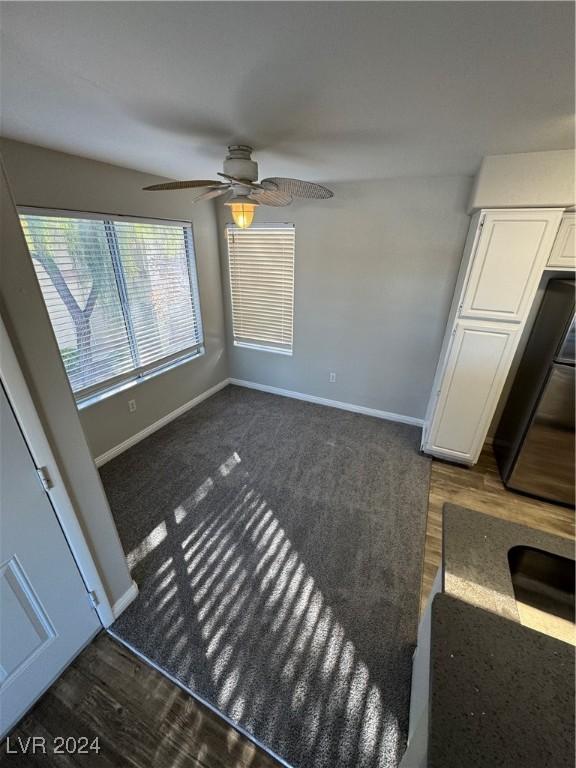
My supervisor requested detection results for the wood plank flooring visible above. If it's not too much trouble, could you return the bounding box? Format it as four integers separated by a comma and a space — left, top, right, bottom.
3, 447, 573, 767
420, 446, 575, 615
1, 633, 280, 768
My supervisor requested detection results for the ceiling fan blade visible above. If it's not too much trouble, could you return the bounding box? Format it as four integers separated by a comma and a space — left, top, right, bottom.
143, 180, 225, 191
217, 171, 261, 189
191, 187, 230, 203
249, 189, 293, 207
261, 177, 333, 199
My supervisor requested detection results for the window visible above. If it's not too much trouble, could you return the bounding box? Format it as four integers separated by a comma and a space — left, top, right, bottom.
19, 209, 204, 402
227, 224, 295, 354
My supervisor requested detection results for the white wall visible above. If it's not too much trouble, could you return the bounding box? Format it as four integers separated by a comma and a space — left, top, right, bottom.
219, 176, 473, 420
469, 150, 575, 211
0, 139, 228, 459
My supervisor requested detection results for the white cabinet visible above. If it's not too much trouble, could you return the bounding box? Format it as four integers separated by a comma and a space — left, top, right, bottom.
547, 212, 575, 269
422, 208, 563, 465
424, 320, 519, 463
460, 210, 563, 322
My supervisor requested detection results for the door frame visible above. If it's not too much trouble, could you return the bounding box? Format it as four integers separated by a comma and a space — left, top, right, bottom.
0, 314, 113, 627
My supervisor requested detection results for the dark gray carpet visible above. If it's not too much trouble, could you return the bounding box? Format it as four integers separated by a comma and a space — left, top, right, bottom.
102, 385, 431, 768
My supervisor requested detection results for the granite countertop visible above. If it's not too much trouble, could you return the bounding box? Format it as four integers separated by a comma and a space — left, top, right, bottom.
428, 593, 575, 768
442, 503, 574, 622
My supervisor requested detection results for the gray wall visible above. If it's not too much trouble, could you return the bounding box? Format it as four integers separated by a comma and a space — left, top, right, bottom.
219, 176, 472, 420
0, 139, 228, 458
2, 137, 473, 436
0, 161, 132, 607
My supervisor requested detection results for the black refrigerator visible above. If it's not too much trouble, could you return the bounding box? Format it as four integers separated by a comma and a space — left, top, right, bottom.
494, 279, 575, 507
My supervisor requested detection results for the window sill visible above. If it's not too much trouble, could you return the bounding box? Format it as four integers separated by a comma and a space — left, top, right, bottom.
233, 341, 293, 356
76, 347, 205, 410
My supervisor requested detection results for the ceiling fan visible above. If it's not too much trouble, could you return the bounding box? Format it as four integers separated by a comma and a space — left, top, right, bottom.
143, 145, 333, 228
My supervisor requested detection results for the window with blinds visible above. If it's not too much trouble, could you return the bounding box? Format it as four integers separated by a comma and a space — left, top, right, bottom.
227, 224, 295, 354
19, 209, 204, 401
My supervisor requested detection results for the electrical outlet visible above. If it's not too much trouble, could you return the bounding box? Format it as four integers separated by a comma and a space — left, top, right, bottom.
329, 372, 336, 383
128, 399, 137, 413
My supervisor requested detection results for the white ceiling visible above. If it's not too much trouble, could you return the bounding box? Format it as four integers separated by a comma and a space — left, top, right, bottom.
1, 2, 574, 183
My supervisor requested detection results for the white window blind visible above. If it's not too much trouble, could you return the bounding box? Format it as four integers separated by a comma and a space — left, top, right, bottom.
227, 224, 295, 354
19, 210, 204, 400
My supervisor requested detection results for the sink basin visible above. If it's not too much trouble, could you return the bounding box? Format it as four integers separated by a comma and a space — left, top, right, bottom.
508, 546, 575, 644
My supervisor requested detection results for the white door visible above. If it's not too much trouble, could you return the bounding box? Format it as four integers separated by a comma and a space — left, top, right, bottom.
0, 383, 100, 736
423, 320, 519, 464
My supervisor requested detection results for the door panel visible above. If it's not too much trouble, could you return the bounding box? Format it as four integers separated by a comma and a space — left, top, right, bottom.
547, 213, 576, 270
0, 557, 55, 687
460, 210, 562, 322
0, 384, 100, 736
424, 320, 519, 462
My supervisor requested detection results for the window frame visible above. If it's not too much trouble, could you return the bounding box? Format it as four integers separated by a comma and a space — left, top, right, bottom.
226, 222, 295, 356
19, 206, 205, 407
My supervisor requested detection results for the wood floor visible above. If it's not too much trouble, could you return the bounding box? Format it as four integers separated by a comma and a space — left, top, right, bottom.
420, 446, 575, 615
1, 633, 280, 768
4, 447, 574, 767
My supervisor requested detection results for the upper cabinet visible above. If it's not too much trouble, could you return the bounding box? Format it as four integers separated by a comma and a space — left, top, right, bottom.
547, 212, 576, 270
422, 208, 564, 465
460, 210, 564, 322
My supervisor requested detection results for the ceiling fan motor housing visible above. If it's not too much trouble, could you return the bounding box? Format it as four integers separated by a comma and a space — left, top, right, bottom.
224, 145, 258, 182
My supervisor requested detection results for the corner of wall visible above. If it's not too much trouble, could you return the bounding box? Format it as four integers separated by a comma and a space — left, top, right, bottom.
0, 157, 133, 609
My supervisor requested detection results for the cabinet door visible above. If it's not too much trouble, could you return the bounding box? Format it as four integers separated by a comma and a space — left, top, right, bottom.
424, 320, 519, 463
460, 210, 563, 322
547, 213, 575, 269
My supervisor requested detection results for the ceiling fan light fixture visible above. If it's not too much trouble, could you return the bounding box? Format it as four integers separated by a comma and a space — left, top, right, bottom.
225, 196, 258, 229
142, 146, 333, 223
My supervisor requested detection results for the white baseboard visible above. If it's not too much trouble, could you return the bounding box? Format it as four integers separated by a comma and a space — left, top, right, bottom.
111, 579, 139, 622
94, 378, 230, 466
229, 378, 424, 427
95, 376, 423, 467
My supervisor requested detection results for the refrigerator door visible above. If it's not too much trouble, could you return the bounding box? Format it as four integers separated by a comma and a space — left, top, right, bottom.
507, 363, 575, 506
557, 316, 575, 365
494, 280, 574, 482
